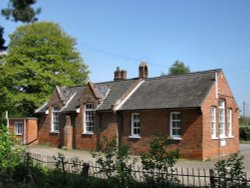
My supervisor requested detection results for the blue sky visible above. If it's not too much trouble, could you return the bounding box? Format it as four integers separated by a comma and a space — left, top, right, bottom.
1, 0, 250, 113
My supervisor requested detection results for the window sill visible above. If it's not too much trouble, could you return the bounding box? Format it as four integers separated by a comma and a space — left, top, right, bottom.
171, 137, 182, 140
228, 135, 234, 138
211, 136, 219, 140
82, 132, 94, 135
50, 131, 60, 134
129, 135, 141, 139
15, 133, 22, 136
219, 135, 227, 139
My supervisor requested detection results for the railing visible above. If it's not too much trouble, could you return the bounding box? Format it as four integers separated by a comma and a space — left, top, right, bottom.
27, 152, 250, 187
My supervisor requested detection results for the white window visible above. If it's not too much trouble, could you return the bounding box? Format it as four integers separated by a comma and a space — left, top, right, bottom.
170, 112, 181, 139
130, 113, 140, 137
51, 106, 60, 132
211, 107, 217, 138
228, 109, 233, 137
84, 103, 94, 134
219, 100, 225, 137
15, 122, 23, 135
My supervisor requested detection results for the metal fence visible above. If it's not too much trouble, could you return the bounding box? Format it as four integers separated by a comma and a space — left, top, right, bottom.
27, 152, 250, 187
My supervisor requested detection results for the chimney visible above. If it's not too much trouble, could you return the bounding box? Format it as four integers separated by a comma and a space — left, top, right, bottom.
139, 62, 148, 79
114, 67, 127, 81
114, 67, 121, 81
120, 70, 127, 80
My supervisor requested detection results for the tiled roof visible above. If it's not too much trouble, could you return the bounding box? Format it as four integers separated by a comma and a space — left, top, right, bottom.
36, 69, 221, 113
96, 79, 139, 111
62, 86, 85, 112
119, 69, 220, 110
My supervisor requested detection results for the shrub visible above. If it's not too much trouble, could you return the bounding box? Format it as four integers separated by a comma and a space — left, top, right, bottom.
240, 126, 250, 141
92, 138, 137, 187
140, 135, 179, 187
212, 153, 248, 187
0, 125, 24, 181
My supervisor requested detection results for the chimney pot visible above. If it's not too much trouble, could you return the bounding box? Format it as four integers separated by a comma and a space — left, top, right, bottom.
120, 70, 127, 80
139, 62, 148, 79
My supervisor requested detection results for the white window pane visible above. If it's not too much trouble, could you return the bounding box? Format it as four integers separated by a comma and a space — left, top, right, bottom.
131, 114, 140, 136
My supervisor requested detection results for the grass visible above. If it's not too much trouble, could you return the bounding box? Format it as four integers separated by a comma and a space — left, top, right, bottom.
240, 140, 250, 144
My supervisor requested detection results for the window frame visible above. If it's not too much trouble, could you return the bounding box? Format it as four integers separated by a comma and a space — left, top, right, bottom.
130, 113, 140, 138
83, 103, 95, 134
211, 107, 217, 139
219, 100, 226, 138
228, 108, 233, 137
170, 112, 181, 140
51, 106, 60, 133
15, 121, 23, 135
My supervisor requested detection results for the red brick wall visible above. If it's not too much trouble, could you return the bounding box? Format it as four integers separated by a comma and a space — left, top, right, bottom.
38, 89, 64, 146
201, 72, 239, 160
26, 119, 38, 144
9, 118, 38, 145
9, 119, 24, 144
72, 84, 99, 150
120, 109, 203, 160
98, 112, 118, 149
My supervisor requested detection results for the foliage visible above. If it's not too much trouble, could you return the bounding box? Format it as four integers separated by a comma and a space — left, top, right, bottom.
240, 126, 250, 141
0, 0, 40, 50
0, 26, 6, 50
0, 22, 89, 119
212, 153, 248, 187
1, 0, 41, 23
92, 138, 137, 187
140, 135, 179, 187
0, 125, 25, 185
240, 116, 250, 126
167, 60, 190, 75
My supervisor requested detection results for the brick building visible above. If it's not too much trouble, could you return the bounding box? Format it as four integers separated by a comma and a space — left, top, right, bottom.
36, 64, 239, 160
8, 117, 38, 145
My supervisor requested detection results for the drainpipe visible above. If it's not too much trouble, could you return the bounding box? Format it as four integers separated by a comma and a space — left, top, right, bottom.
23, 119, 27, 145
215, 72, 218, 99
6, 111, 9, 128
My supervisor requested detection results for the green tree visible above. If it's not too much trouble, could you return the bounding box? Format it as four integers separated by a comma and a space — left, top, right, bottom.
0, 22, 89, 119
167, 60, 190, 75
2, 0, 41, 22
0, 0, 40, 50
0, 26, 6, 50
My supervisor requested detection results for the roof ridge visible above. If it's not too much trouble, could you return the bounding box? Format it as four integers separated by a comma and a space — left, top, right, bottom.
95, 77, 140, 85
146, 69, 222, 81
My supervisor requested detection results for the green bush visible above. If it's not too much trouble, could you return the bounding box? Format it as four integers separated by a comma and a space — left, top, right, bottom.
92, 138, 137, 188
140, 135, 180, 187
240, 126, 250, 141
0, 125, 24, 183
212, 153, 247, 187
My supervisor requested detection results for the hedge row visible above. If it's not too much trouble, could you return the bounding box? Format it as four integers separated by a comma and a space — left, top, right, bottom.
240, 126, 250, 141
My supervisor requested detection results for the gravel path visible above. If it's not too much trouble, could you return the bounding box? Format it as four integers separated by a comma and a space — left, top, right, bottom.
26, 144, 250, 173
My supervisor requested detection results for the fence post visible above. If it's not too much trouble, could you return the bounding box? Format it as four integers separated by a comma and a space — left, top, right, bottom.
60, 155, 67, 184
81, 163, 90, 178
26, 152, 30, 167
209, 169, 215, 187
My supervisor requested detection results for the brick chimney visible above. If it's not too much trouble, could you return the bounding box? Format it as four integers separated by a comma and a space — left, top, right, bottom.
114, 67, 127, 81
120, 70, 127, 80
139, 62, 148, 79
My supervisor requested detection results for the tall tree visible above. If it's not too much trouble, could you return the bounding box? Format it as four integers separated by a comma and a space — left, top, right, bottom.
1, 0, 41, 22
0, 26, 7, 50
0, 22, 89, 118
0, 0, 41, 50
168, 60, 190, 75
